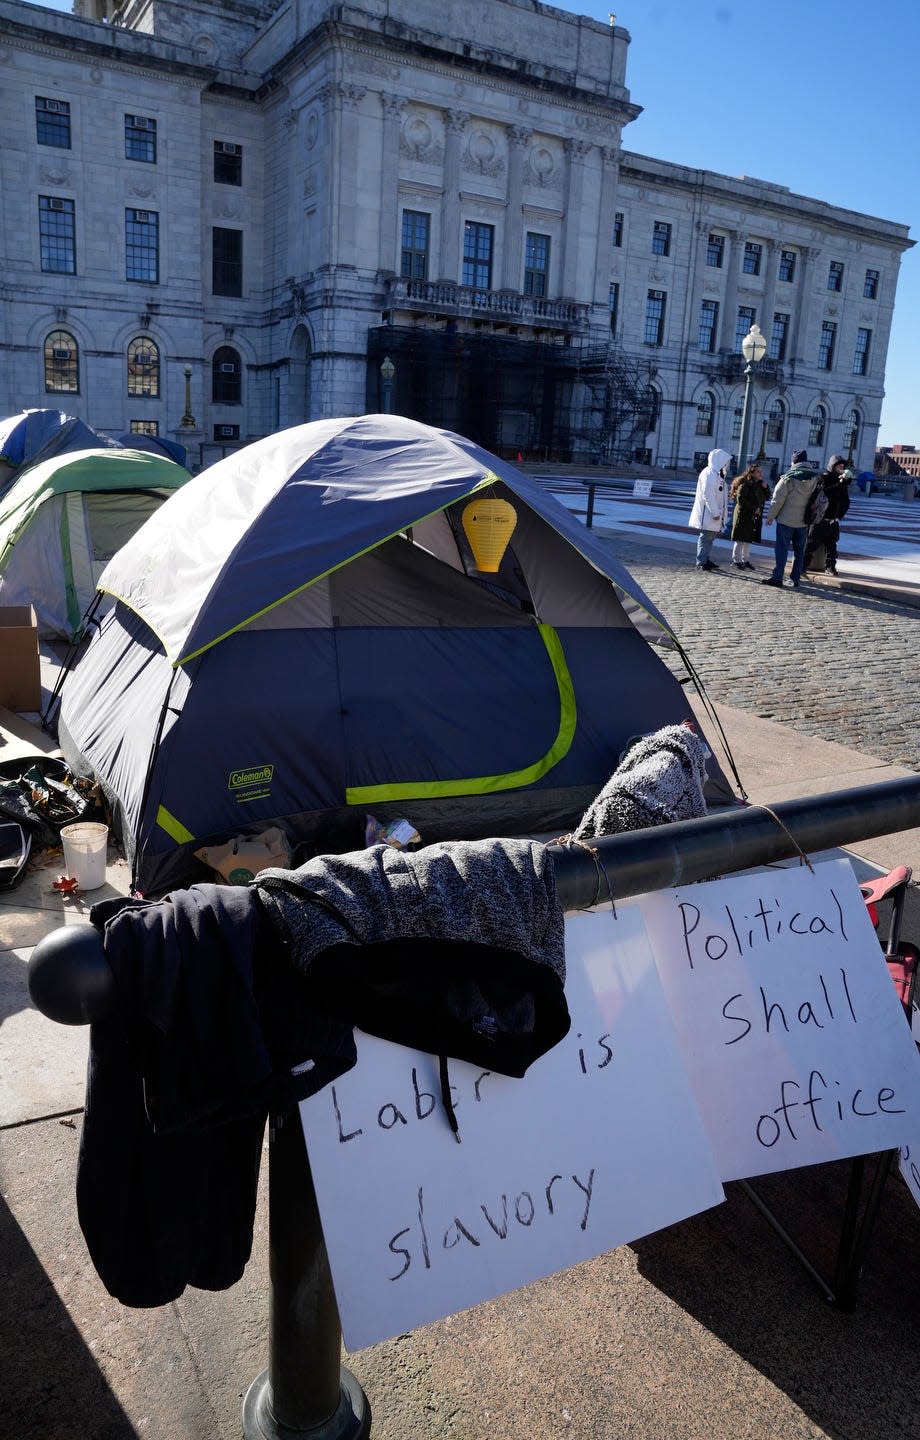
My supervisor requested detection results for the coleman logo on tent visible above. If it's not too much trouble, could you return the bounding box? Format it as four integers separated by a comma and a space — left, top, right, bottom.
229, 765, 274, 794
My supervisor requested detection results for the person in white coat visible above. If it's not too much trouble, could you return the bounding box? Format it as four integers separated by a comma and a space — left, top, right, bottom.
688, 447, 731, 570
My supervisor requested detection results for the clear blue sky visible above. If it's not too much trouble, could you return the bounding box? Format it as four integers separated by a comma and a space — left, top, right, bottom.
32, 0, 919, 444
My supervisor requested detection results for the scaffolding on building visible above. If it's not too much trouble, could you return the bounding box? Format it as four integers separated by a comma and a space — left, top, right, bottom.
366, 326, 656, 464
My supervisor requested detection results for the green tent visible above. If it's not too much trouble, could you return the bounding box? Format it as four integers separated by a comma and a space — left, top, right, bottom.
0, 448, 191, 639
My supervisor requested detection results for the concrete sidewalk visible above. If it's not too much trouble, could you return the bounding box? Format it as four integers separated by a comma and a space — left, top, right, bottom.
3, 700, 920, 1439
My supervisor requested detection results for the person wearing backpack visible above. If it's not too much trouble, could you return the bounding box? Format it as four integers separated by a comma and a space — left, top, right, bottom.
803, 454, 852, 575
761, 449, 819, 590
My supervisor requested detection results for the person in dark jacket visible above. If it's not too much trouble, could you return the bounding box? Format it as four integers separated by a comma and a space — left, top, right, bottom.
729, 463, 769, 570
803, 453, 852, 575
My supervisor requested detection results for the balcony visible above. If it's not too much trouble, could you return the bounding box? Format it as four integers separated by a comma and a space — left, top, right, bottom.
384, 276, 590, 333
710, 350, 786, 386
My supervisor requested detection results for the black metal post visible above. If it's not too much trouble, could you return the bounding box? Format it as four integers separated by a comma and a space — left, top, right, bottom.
584, 480, 597, 529
548, 776, 920, 910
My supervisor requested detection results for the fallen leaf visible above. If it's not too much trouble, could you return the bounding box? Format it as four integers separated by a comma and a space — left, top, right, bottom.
52, 875, 81, 893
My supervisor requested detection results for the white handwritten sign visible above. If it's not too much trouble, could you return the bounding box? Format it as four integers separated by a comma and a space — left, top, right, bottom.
632, 479, 653, 498
299, 904, 724, 1350
639, 858, 920, 1182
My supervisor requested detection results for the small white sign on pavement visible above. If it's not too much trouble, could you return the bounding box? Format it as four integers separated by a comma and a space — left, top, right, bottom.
299, 903, 724, 1351
632, 479, 653, 498
639, 858, 920, 1182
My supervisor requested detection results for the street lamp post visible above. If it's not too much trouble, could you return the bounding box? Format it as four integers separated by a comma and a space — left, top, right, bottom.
179, 363, 197, 429
380, 355, 395, 414
736, 324, 767, 472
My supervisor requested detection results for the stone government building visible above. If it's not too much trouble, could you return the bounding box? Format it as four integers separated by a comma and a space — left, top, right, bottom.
0, 0, 912, 473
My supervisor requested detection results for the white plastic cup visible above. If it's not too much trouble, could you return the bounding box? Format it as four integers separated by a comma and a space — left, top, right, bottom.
60, 822, 110, 891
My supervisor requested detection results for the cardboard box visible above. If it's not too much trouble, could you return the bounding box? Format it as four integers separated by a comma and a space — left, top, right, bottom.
0, 607, 41, 712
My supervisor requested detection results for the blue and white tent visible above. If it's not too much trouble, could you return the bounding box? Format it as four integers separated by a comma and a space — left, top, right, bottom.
59, 415, 732, 893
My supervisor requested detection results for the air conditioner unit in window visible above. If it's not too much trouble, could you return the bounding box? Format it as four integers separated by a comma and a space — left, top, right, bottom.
135, 353, 153, 366
48, 198, 68, 211
52, 348, 71, 361
217, 426, 237, 438
216, 141, 241, 155
132, 117, 153, 130
219, 362, 237, 373
133, 211, 150, 223
42, 99, 64, 113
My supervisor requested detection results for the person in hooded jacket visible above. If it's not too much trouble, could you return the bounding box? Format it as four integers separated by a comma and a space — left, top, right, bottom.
803, 453, 852, 575
762, 449, 819, 590
688, 446, 731, 571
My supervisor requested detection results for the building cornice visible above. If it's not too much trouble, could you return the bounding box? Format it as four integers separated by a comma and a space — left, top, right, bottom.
620, 151, 914, 251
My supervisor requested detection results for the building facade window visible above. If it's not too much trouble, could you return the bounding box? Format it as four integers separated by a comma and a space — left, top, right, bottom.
125, 208, 159, 283
124, 114, 156, 163
731, 403, 744, 441
808, 405, 827, 447
39, 195, 75, 274
644, 290, 666, 346
214, 423, 240, 442
612, 211, 623, 247
214, 141, 242, 185
212, 226, 243, 296
853, 327, 872, 376
706, 233, 724, 268
652, 220, 671, 256
608, 281, 619, 334
818, 320, 837, 370
743, 241, 762, 275
44, 329, 78, 392
212, 346, 242, 405
769, 312, 789, 362
766, 398, 785, 443
863, 268, 879, 300
843, 409, 860, 453
400, 210, 430, 280
698, 299, 719, 353
695, 391, 715, 436
640, 385, 660, 433
828, 260, 844, 292
462, 220, 493, 289
35, 96, 70, 148
130, 419, 159, 436
735, 305, 756, 352
778, 249, 796, 282
127, 336, 160, 396
523, 231, 550, 297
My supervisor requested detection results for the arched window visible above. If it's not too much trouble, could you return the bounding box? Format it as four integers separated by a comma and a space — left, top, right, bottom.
640, 384, 660, 433
127, 335, 160, 397
44, 328, 79, 392
212, 345, 242, 405
766, 397, 785, 443
843, 408, 860, 453
731, 402, 744, 441
695, 390, 715, 437
808, 404, 827, 447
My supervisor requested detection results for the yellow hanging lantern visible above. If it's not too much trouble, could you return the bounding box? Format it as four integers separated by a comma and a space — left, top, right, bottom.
461, 497, 517, 573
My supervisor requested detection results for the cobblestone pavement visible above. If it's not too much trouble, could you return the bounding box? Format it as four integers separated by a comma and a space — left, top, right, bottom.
602, 532, 920, 774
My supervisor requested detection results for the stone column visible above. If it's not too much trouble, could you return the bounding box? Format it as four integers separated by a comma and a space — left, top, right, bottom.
378, 94, 407, 274
561, 138, 592, 299
317, 82, 367, 268
592, 144, 621, 307
760, 238, 781, 350
502, 125, 532, 293
439, 110, 469, 282
791, 246, 821, 365
718, 228, 743, 351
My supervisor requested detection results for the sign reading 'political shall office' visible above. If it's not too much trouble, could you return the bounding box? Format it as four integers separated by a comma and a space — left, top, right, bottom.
298, 902, 724, 1352
639, 857, 920, 1182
